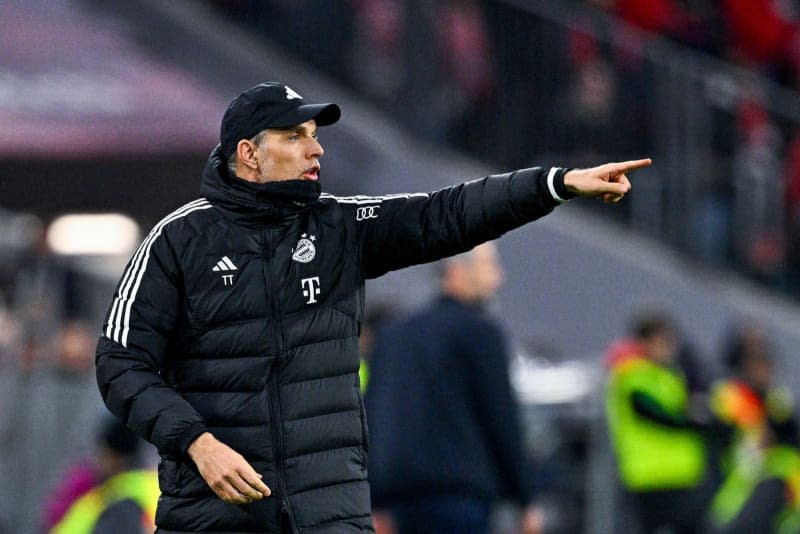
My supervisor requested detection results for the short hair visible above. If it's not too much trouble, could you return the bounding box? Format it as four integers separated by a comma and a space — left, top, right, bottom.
226, 129, 269, 177
435, 247, 478, 280
98, 416, 141, 458
723, 320, 770, 371
630, 310, 674, 341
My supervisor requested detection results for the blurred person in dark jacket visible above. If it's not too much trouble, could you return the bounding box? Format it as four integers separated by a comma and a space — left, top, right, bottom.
358, 302, 398, 395
366, 242, 543, 534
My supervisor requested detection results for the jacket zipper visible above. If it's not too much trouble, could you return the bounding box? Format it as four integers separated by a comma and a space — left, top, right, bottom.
269, 373, 297, 532
263, 229, 298, 533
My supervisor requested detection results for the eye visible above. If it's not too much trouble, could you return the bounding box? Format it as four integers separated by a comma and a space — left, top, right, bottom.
288, 133, 300, 141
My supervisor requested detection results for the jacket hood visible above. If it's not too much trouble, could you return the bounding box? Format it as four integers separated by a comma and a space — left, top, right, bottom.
199, 144, 321, 226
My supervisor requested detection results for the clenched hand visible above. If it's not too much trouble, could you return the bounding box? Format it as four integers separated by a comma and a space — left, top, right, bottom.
188, 432, 271, 504
564, 158, 651, 203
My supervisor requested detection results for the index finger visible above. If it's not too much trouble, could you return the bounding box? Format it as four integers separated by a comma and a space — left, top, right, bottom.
606, 158, 652, 174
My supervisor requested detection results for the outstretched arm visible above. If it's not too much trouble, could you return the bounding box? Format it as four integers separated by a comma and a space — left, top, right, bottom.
346, 158, 651, 278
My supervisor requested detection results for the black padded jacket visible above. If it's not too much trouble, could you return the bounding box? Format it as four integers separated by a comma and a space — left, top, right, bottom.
95, 145, 572, 533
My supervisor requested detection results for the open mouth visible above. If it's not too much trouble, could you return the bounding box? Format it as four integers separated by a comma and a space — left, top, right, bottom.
302, 165, 320, 180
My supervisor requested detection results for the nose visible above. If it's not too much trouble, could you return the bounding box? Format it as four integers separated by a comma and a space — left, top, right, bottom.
308, 137, 324, 159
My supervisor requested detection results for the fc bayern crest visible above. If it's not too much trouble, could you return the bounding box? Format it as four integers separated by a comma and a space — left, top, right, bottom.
292, 234, 316, 263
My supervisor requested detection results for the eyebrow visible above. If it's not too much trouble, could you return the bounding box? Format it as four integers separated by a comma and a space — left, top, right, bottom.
277, 124, 317, 136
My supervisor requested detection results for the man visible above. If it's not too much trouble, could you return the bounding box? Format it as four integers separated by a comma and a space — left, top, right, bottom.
365, 242, 542, 534
605, 311, 710, 533
50, 417, 159, 534
1, 320, 103, 533
95, 81, 649, 533
707, 321, 800, 533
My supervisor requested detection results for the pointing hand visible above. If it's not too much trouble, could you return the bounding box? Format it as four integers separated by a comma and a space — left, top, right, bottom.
564, 158, 652, 203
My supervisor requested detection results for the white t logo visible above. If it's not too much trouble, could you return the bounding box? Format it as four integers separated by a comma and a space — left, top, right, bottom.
301, 276, 320, 304
285, 86, 302, 100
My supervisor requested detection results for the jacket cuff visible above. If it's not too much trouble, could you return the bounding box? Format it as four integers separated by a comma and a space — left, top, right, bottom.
177, 421, 209, 455
546, 167, 576, 203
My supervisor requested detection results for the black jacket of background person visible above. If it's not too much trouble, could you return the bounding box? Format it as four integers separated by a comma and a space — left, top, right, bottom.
95, 144, 569, 533
366, 296, 534, 508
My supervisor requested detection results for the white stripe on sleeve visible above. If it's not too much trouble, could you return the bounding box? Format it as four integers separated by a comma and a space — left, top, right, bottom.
106, 199, 212, 346
319, 193, 429, 204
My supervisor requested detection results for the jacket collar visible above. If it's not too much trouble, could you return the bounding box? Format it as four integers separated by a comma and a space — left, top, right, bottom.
199, 144, 321, 226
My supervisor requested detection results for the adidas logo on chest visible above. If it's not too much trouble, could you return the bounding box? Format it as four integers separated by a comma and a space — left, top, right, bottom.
212, 256, 237, 286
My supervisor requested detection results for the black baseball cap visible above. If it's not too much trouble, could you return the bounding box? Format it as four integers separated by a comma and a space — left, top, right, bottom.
220, 82, 341, 159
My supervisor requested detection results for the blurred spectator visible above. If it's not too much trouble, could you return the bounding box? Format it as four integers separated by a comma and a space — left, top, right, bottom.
555, 27, 620, 163
48, 417, 159, 534
366, 243, 544, 534
11, 218, 80, 336
0, 320, 105, 532
435, 0, 496, 153
358, 302, 399, 534
350, 0, 408, 105
730, 93, 786, 284
720, 0, 800, 86
615, 0, 722, 52
707, 320, 800, 533
0, 303, 22, 368
782, 130, 800, 293
616, 0, 691, 37
43, 415, 146, 530
0, 307, 23, 533
359, 0, 495, 149
677, 341, 712, 396
358, 301, 397, 394
482, 2, 569, 167
605, 310, 711, 533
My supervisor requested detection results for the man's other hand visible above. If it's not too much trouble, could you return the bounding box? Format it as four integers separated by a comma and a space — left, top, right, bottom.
188, 432, 272, 504
564, 158, 652, 203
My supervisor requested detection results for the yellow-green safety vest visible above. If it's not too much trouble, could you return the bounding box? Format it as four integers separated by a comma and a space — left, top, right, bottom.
51, 469, 159, 534
606, 356, 706, 491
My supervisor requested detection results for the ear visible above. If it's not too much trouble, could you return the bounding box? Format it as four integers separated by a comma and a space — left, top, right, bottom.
236, 139, 259, 170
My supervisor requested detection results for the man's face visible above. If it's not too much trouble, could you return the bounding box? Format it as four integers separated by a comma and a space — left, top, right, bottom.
253, 119, 324, 183
646, 330, 676, 365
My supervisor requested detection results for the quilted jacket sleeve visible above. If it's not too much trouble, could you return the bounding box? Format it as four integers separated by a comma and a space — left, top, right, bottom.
96, 220, 207, 456
351, 167, 572, 279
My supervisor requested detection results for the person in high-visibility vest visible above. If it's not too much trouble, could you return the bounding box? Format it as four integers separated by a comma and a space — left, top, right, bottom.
708, 321, 800, 534
44, 416, 157, 534
50, 468, 159, 534
605, 311, 711, 534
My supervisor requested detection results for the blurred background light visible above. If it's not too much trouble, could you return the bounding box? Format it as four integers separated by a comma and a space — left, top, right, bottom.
46, 213, 140, 256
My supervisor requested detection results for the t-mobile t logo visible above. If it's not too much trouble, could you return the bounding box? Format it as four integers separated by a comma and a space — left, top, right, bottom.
301, 276, 320, 304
